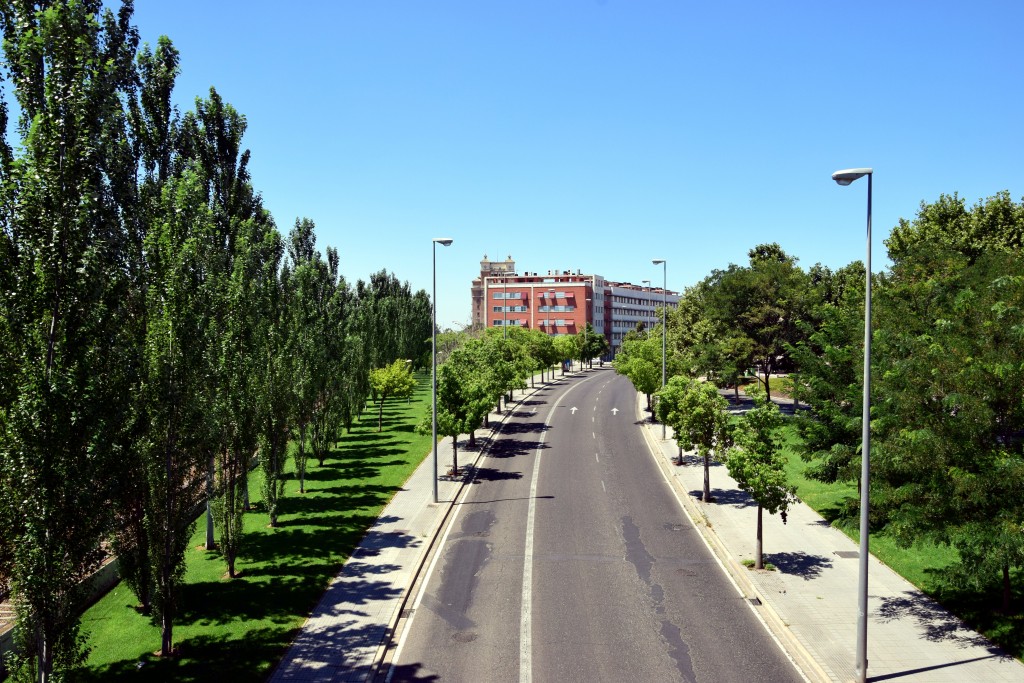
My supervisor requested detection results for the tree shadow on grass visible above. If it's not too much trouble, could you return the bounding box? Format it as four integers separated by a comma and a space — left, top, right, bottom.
74, 625, 293, 683
763, 551, 833, 580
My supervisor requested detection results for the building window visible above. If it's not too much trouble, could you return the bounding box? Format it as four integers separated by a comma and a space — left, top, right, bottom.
493, 292, 524, 300
538, 305, 575, 313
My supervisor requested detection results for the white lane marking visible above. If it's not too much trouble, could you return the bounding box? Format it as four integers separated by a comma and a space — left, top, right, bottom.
595, 453, 600, 462
592, 432, 596, 439
601, 480, 606, 493
521, 372, 598, 683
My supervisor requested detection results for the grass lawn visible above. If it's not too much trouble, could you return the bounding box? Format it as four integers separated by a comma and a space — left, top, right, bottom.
779, 420, 1024, 660
75, 374, 434, 682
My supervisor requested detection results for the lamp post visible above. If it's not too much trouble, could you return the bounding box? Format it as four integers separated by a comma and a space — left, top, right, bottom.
652, 259, 667, 439
432, 237, 454, 504
832, 167, 872, 683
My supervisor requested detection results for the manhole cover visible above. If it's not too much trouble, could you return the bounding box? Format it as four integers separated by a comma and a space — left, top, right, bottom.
451, 631, 478, 643
835, 550, 859, 559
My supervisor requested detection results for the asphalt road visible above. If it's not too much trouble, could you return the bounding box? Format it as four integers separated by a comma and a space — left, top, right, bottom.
389, 368, 804, 683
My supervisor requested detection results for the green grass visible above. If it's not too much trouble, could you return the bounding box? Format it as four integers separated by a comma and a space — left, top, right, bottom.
74, 374, 435, 682
779, 420, 1024, 659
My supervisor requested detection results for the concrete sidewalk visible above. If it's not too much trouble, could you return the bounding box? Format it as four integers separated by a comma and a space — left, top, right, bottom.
268, 370, 565, 682
636, 389, 1024, 683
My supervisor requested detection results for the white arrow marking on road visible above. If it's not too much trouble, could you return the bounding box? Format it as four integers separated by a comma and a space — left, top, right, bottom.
570, 406, 578, 414
611, 407, 619, 415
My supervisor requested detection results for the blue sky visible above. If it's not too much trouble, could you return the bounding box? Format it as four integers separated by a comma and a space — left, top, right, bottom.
127, 0, 1024, 328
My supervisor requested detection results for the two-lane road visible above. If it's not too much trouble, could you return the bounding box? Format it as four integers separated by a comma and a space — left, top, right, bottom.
389, 369, 803, 683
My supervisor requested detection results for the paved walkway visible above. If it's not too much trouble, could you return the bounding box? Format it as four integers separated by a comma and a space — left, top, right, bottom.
268, 370, 1024, 682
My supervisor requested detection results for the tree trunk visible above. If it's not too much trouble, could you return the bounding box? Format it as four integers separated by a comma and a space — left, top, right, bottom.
763, 369, 771, 402
1004, 562, 1012, 614
451, 435, 459, 475
205, 454, 216, 550
298, 423, 307, 494
755, 503, 764, 569
377, 396, 384, 431
161, 606, 174, 656
646, 393, 651, 412
734, 384, 740, 401
39, 633, 52, 683
702, 451, 712, 502
469, 430, 476, 449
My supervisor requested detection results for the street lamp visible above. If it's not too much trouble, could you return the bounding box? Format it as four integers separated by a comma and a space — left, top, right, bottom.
652, 259, 667, 439
832, 167, 872, 683
432, 237, 454, 504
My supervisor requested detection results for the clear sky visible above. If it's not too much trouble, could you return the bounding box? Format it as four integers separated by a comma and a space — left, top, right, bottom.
127, 0, 1023, 329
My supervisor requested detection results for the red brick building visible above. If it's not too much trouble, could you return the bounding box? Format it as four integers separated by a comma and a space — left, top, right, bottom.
470, 255, 677, 357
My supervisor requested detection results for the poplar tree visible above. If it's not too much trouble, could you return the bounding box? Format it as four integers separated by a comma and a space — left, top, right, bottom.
0, 1, 139, 678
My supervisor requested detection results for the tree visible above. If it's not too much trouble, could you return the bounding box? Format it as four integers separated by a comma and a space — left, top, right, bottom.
285, 218, 329, 494
656, 377, 732, 502
257, 232, 291, 529
872, 247, 1024, 611
136, 168, 219, 655
417, 343, 492, 474
0, 2, 139, 678
727, 390, 796, 569
370, 359, 417, 431
701, 244, 810, 400
786, 261, 867, 487
613, 335, 662, 412
576, 322, 608, 367
554, 334, 578, 374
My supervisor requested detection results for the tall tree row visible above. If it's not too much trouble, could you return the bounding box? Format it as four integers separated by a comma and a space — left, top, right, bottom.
0, 2, 139, 679
0, 2, 434, 678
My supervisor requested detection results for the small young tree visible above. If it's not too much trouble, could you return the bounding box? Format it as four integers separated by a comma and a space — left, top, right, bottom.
728, 390, 797, 569
369, 359, 417, 431
614, 335, 663, 412
656, 377, 732, 502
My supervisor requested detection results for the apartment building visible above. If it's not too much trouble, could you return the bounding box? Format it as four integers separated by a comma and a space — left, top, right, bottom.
470, 255, 678, 356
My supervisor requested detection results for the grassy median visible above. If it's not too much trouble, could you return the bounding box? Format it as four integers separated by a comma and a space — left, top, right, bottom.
75, 375, 433, 682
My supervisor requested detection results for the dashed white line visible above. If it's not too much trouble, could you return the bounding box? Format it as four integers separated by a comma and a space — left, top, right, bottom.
521, 371, 598, 683
601, 480, 607, 492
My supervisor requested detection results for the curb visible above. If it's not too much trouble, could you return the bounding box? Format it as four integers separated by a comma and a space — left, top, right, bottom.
634, 389, 832, 683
